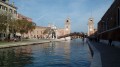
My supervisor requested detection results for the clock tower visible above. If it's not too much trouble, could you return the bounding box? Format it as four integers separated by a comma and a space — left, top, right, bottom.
64, 18, 71, 35
88, 18, 94, 36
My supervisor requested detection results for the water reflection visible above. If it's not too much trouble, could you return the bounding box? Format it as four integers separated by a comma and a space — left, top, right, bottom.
0, 39, 91, 67
0, 46, 33, 67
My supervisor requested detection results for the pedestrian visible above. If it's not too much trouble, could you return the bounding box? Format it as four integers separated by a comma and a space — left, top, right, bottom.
108, 39, 112, 46
97, 38, 100, 42
84, 38, 87, 43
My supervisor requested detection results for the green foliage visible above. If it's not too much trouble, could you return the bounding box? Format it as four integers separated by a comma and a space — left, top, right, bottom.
15, 19, 36, 34
0, 14, 14, 33
0, 14, 36, 35
0, 14, 7, 33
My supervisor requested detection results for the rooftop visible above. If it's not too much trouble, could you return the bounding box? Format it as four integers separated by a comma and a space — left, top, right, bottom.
0, 1, 17, 9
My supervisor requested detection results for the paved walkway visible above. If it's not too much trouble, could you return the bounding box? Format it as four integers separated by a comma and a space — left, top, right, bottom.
90, 41, 120, 67
0, 39, 63, 49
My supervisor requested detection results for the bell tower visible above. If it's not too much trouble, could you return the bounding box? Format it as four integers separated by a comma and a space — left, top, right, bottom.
65, 18, 71, 34
88, 18, 94, 36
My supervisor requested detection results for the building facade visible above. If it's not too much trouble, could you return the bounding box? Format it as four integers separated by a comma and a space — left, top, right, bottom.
25, 26, 49, 39
17, 13, 32, 22
27, 18, 71, 39
0, 0, 17, 40
0, 0, 17, 19
98, 0, 120, 41
56, 18, 71, 38
64, 18, 71, 35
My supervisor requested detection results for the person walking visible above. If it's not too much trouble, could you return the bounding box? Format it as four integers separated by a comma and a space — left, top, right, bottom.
108, 39, 112, 46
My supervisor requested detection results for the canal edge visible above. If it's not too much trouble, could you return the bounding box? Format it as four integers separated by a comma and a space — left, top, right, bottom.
0, 40, 64, 49
0, 41, 50, 49
88, 41, 102, 67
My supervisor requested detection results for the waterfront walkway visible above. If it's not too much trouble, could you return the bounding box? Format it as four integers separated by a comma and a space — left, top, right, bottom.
0, 39, 63, 49
89, 41, 120, 67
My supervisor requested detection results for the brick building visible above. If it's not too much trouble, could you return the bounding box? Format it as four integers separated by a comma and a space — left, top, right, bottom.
98, 0, 120, 41
17, 13, 32, 22
25, 26, 49, 39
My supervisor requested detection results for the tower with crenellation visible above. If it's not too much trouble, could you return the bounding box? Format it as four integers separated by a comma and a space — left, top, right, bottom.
64, 18, 71, 35
88, 18, 94, 36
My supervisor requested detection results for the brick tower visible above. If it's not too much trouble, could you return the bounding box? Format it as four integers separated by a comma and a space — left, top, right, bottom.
64, 18, 71, 35
88, 18, 94, 36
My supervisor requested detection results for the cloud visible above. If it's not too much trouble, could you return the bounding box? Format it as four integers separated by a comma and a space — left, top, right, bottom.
36, 14, 48, 22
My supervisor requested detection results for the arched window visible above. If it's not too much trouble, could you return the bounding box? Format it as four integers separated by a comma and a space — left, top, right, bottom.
66, 20, 69, 22
9, 9, 12, 13
0, 5, 2, 9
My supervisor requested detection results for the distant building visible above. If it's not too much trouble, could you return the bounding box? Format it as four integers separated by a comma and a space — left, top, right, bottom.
98, 0, 120, 41
24, 26, 49, 39
64, 18, 71, 35
26, 18, 71, 39
17, 13, 32, 22
15, 13, 33, 37
57, 18, 71, 37
88, 18, 95, 36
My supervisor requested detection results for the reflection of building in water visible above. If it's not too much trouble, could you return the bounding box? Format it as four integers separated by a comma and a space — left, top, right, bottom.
63, 42, 70, 63
14, 46, 32, 56
0, 47, 32, 67
54, 41, 70, 63
42, 42, 56, 56
42, 42, 70, 64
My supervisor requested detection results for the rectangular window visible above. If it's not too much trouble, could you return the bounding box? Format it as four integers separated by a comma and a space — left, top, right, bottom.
2, 6, 5, 10
4, 7, 7, 11
0, 33, 1, 38
105, 21, 108, 30
14, 10, 17, 14
9, 9, 12, 13
0, 5, 2, 9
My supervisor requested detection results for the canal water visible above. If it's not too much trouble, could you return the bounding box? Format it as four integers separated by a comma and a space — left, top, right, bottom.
0, 39, 91, 67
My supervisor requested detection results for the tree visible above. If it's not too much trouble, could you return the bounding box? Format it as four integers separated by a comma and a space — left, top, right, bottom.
0, 14, 7, 33
0, 14, 13, 40
0, 14, 36, 41
15, 19, 36, 39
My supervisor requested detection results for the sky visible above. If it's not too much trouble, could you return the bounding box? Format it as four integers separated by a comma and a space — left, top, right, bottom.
11, 0, 114, 33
